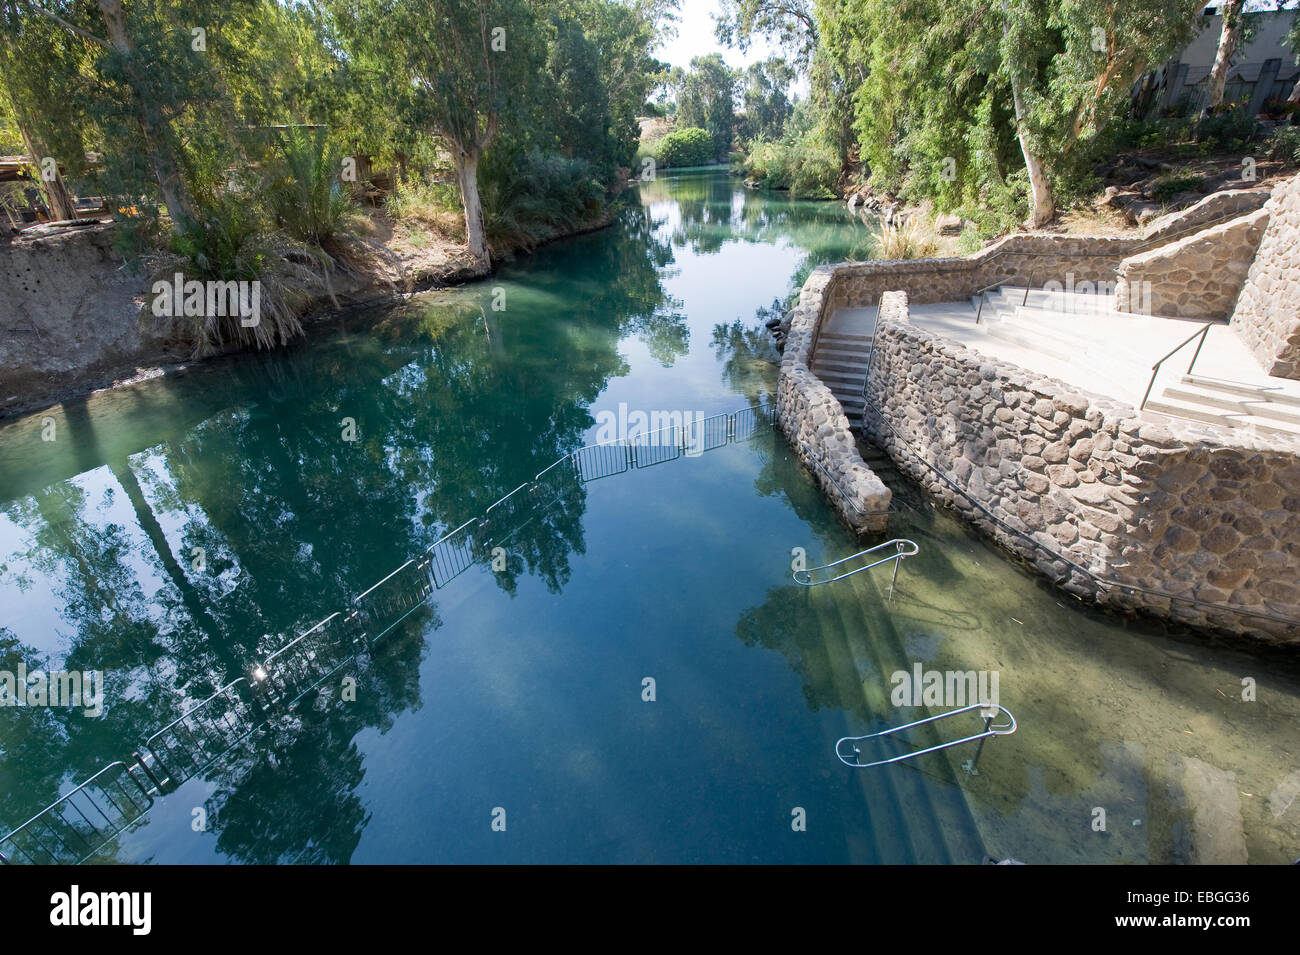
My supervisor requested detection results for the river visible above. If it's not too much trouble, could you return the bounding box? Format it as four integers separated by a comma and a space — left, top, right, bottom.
1, 168, 1296, 864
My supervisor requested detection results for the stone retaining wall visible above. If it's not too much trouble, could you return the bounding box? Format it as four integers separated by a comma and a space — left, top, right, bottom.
776, 268, 891, 535
1231, 173, 1300, 379
825, 233, 1145, 310
1115, 209, 1268, 319
1141, 188, 1270, 243
860, 292, 1300, 643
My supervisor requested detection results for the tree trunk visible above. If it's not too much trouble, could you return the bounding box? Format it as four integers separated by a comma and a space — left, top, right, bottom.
108, 457, 230, 657
16, 117, 76, 221
453, 147, 490, 267
95, 0, 200, 231
1288, 75, 1300, 106
1206, 0, 1244, 111
1009, 69, 1055, 229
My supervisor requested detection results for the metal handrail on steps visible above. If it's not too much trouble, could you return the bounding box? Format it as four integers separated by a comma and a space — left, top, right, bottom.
1139, 321, 1215, 410
836, 702, 1017, 772
968, 206, 1259, 326
793, 538, 918, 597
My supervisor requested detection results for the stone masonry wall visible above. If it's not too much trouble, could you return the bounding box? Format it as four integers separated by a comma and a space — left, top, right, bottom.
825, 233, 1144, 309
860, 292, 1300, 643
1115, 209, 1268, 319
776, 267, 891, 535
1141, 188, 1270, 243
1231, 172, 1300, 379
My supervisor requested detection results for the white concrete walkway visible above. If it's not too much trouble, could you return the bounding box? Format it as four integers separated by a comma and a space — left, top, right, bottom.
830, 290, 1300, 440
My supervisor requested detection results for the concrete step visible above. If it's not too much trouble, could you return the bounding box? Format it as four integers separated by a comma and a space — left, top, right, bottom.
829, 376, 864, 390
1162, 385, 1300, 427
819, 369, 866, 385
816, 346, 873, 363
1144, 397, 1300, 439
996, 287, 1118, 314
980, 321, 1076, 362
820, 332, 874, 345
815, 359, 871, 375
1182, 374, 1300, 409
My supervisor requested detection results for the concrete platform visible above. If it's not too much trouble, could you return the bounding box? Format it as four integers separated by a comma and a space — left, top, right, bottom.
834, 291, 1300, 439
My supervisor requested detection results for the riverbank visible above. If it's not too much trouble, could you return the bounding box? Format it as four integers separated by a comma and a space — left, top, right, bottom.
0, 205, 617, 422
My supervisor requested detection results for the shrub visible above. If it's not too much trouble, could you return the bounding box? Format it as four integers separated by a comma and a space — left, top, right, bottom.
743, 136, 839, 198
655, 127, 715, 168
1195, 108, 1257, 151
1150, 173, 1202, 203
264, 127, 363, 251
1267, 126, 1300, 164
480, 148, 605, 253
156, 193, 325, 357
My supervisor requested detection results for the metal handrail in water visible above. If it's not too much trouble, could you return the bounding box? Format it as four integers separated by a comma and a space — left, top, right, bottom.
793, 538, 918, 597
836, 702, 1017, 772
0, 761, 153, 865
1139, 321, 1215, 410
2, 398, 785, 864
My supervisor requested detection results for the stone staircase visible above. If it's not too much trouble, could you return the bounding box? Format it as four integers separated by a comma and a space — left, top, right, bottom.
812, 331, 872, 429
971, 286, 1300, 441
1145, 374, 1300, 440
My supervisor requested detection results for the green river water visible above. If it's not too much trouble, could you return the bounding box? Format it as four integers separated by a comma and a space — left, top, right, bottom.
0, 169, 1297, 864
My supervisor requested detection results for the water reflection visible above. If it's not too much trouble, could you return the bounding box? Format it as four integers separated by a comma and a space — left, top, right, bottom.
0, 199, 700, 837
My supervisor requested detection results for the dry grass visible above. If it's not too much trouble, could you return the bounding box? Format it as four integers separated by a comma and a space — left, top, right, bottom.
872, 217, 941, 260
384, 177, 465, 240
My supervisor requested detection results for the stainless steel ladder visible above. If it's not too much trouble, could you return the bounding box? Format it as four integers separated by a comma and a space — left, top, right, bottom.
836, 702, 1018, 774
793, 538, 918, 597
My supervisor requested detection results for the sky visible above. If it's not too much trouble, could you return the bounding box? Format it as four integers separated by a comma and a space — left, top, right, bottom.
656, 0, 783, 71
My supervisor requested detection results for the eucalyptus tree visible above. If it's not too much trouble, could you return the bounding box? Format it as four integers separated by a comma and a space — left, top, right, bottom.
739, 57, 795, 144
675, 53, 738, 159
327, 0, 545, 266
816, 0, 1206, 228
1206, 0, 1245, 110
1002, 0, 1205, 225
714, 0, 818, 72
0, 1, 92, 219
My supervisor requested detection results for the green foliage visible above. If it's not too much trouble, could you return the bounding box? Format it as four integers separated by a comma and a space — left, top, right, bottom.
160, 193, 325, 357
672, 54, 737, 159
1267, 126, 1300, 164
1195, 108, 1258, 152
655, 127, 716, 168
744, 137, 839, 198
737, 57, 796, 145
741, 98, 839, 198
715, 0, 819, 72
1150, 173, 1202, 203
808, 0, 1207, 226
263, 127, 363, 250
480, 147, 605, 252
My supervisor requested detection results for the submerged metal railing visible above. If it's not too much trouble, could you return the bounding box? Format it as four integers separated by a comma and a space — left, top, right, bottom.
836, 702, 1017, 773
793, 538, 918, 598
0, 762, 154, 865
2, 399, 779, 864
142, 679, 262, 790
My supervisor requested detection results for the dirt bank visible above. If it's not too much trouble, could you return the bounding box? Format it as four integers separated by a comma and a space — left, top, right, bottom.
0, 206, 615, 421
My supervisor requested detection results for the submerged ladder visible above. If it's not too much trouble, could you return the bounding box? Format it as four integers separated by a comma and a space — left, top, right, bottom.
793, 538, 918, 597
836, 702, 1017, 774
